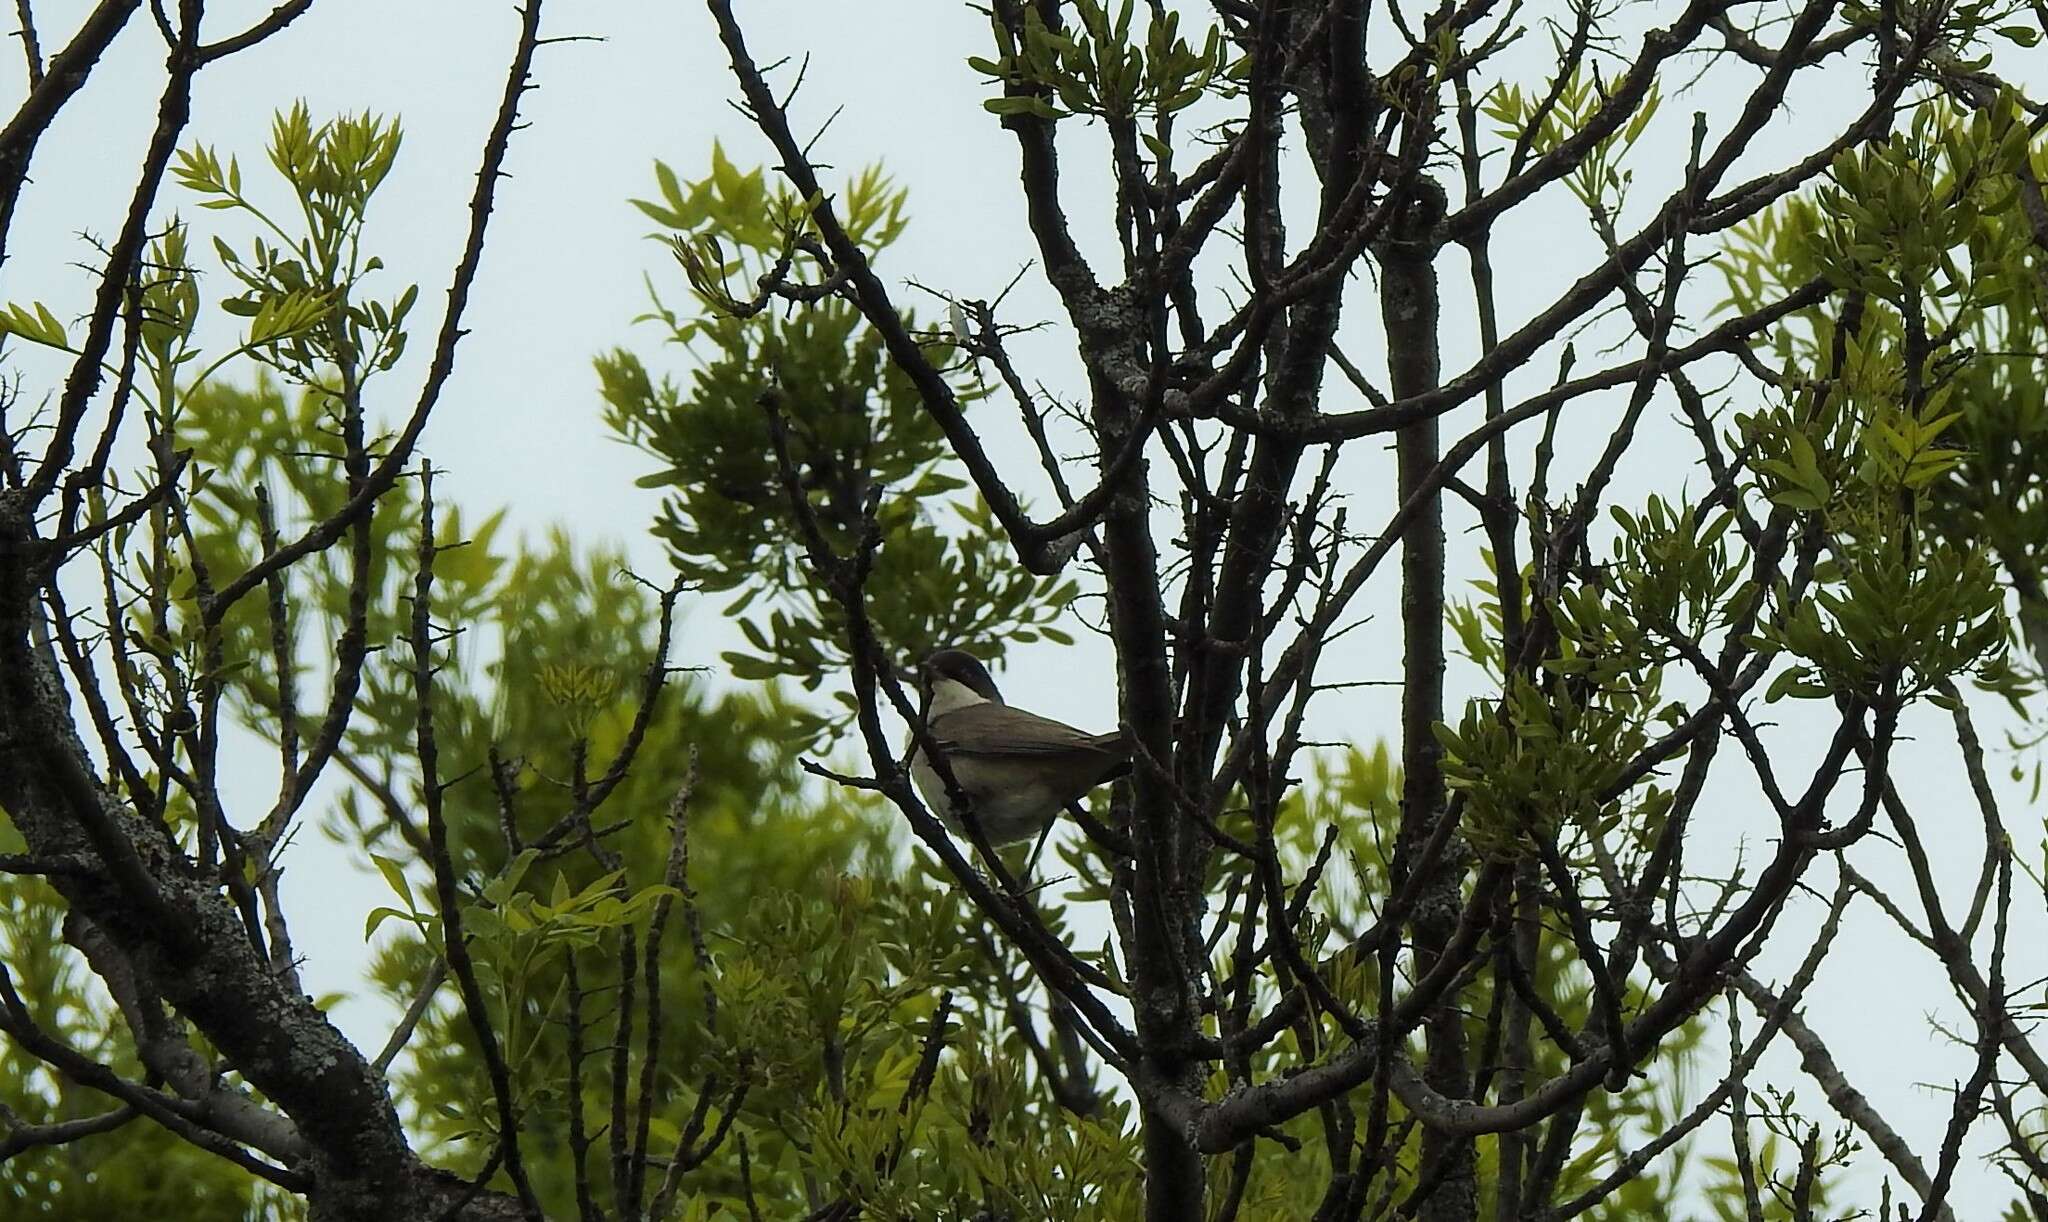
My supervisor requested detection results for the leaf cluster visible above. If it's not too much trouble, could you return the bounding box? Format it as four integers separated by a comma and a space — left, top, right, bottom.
969, 0, 1238, 123
601, 152, 1076, 744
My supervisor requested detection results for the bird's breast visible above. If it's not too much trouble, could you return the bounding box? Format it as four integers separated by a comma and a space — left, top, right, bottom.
908, 747, 1063, 846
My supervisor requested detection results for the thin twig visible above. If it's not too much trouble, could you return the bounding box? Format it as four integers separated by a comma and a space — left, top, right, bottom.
412, 464, 543, 1220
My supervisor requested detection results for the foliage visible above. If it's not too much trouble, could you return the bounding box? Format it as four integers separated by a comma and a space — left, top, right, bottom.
599, 147, 1076, 747
967, 0, 1240, 122
1721, 98, 2041, 715
4, 0, 2048, 1218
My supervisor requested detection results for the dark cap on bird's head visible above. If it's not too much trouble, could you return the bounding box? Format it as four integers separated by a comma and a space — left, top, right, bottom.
920, 648, 1003, 704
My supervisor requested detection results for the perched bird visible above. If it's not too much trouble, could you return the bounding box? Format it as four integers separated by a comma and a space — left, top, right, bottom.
906, 648, 1130, 847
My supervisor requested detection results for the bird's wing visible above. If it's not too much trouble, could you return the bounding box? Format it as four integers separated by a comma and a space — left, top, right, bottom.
929, 703, 1127, 758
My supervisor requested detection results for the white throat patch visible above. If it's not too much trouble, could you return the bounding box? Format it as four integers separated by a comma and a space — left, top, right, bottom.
924, 677, 992, 718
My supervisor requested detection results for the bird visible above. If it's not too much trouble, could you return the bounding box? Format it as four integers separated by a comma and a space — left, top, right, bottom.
905, 648, 1131, 849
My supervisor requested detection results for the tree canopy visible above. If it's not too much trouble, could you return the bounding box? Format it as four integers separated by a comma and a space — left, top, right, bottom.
1, 2, 2047, 1221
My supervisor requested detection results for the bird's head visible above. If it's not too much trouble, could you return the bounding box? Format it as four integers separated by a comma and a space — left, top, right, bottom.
918, 648, 1003, 710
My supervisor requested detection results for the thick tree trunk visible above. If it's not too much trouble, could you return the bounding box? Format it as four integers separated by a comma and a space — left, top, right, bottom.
0, 496, 524, 1222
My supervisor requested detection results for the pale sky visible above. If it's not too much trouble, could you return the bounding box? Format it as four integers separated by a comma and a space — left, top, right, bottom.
6, 1, 2046, 1215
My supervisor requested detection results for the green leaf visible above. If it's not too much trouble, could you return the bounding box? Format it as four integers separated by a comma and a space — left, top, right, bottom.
0, 301, 72, 350
371, 853, 415, 910
630, 198, 684, 228
364, 906, 410, 941
483, 848, 540, 906
1764, 667, 1828, 703
654, 158, 684, 210
248, 288, 332, 345
982, 95, 1064, 120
